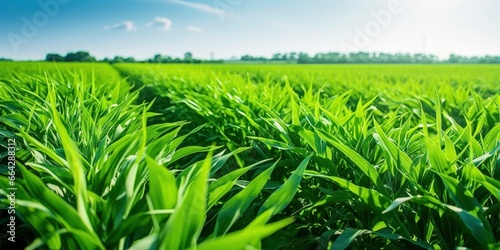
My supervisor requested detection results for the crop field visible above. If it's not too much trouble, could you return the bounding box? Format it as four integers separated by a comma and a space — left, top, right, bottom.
1, 62, 499, 249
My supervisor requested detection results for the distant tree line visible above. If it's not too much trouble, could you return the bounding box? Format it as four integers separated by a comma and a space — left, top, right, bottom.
141, 52, 205, 64
28, 51, 500, 64
46, 51, 97, 62
241, 52, 500, 64
44, 51, 222, 64
448, 54, 500, 64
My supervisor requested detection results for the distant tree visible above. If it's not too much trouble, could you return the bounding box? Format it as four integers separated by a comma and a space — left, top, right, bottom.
153, 54, 163, 63
479, 56, 500, 64
241, 55, 253, 61
271, 53, 282, 61
146, 54, 180, 63
297, 52, 310, 63
448, 54, 461, 64
112, 56, 124, 63
348, 52, 370, 63
64, 51, 96, 62
161, 56, 173, 63
184, 52, 193, 62
45, 53, 64, 62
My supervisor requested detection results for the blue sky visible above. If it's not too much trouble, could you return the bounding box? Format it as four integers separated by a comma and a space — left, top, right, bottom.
1, 0, 500, 60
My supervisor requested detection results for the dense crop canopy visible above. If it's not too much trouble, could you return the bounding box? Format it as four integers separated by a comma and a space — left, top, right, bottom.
1, 63, 499, 249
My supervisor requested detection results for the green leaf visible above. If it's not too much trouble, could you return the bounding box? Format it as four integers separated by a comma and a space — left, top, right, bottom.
214, 160, 277, 236
258, 155, 312, 217
331, 228, 370, 250
198, 217, 294, 250
159, 150, 213, 250
146, 156, 178, 222
208, 159, 271, 209
306, 171, 391, 211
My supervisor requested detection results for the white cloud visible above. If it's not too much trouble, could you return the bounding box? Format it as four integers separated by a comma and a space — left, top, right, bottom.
186, 26, 202, 32
147, 17, 173, 30
103, 21, 137, 31
169, 0, 225, 16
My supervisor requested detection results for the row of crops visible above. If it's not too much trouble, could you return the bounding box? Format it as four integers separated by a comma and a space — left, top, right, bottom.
1, 62, 499, 249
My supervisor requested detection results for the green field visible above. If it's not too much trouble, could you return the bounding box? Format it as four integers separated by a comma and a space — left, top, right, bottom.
1, 62, 499, 249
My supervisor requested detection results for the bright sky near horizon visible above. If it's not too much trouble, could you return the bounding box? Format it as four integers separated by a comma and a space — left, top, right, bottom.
1, 0, 499, 60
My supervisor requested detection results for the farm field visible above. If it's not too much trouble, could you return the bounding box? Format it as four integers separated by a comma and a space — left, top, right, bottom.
1, 62, 500, 249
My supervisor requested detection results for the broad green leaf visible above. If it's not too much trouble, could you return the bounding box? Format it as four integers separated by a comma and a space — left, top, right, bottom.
160, 150, 213, 250
198, 217, 294, 250
331, 228, 370, 250
258, 155, 312, 216
146, 156, 178, 222
306, 171, 391, 211
214, 160, 277, 236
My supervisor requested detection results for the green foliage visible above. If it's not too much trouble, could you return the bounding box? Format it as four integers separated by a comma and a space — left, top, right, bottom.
1, 63, 499, 249
0, 66, 293, 249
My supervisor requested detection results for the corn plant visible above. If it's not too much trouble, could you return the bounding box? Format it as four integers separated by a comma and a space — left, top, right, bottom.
1, 62, 499, 249
0, 68, 305, 249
